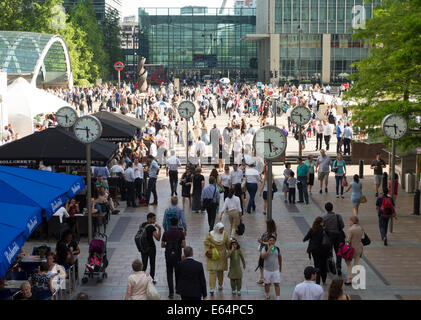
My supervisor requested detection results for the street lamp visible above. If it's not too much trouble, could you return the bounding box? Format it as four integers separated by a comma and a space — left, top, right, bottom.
297, 25, 302, 82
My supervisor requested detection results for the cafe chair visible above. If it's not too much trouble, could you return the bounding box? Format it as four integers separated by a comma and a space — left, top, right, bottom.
11, 290, 22, 300
5, 271, 27, 281
0, 289, 13, 301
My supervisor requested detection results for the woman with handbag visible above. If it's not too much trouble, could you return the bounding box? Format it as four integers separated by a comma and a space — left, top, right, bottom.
218, 189, 242, 238
125, 259, 159, 300
303, 217, 330, 286
204, 222, 230, 296
344, 216, 363, 285
345, 174, 363, 216
192, 167, 205, 213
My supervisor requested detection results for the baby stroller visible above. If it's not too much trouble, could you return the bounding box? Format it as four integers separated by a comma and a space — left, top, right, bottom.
82, 233, 108, 284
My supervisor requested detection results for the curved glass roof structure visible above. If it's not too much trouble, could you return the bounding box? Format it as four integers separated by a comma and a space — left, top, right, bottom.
0, 31, 73, 88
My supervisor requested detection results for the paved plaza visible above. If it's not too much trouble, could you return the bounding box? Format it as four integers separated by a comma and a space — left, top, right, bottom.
24, 109, 421, 300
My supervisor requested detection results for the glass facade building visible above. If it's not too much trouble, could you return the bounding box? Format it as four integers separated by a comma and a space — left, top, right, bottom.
63, 0, 122, 21
138, 7, 258, 80
274, 0, 381, 82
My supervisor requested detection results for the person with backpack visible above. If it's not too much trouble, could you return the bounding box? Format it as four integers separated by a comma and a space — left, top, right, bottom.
162, 197, 187, 236
161, 217, 186, 299
322, 202, 345, 276
134, 213, 161, 283
303, 217, 330, 286
261, 234, 282, 300
201, 176, 221, 232
376, 188, 396, 246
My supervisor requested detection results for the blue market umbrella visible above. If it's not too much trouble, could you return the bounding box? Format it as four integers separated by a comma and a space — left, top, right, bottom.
0, 223, 26, 279
0, 203, 42, 239
0, 166, 86, 219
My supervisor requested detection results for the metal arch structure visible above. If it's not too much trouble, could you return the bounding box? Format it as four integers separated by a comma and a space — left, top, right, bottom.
0, 31, 73, 89
31, 35, 73, 89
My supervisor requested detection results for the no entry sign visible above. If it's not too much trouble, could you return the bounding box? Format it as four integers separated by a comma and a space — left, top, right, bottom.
114, 61, 124, 71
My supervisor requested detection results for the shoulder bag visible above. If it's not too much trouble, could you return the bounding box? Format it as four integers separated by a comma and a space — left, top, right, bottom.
361, 227, 371, 246
146, 277, 160, 300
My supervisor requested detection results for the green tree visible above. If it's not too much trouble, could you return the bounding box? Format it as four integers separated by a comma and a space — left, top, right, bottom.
68, 0, 107, 82
345, 0, 421, 149
101, 8, 124, 80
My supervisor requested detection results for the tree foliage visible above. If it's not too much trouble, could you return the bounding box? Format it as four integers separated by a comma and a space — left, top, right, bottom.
0, 0, 122, 85
101, 8, 124, 80
345, 0, 421, 149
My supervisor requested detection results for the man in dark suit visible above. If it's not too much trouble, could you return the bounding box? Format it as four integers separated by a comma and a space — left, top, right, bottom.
176, 246, 207, 300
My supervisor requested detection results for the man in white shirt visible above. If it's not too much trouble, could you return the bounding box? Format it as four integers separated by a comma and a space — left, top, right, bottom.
218, 189, 242, 238
166, 150, 181, 196
323, 121, 333, 151
133, 158, 144, 202
124, 162, 136, 207
195, 137, 206, 166
342, 123, 353, 156
315, 149, 331, 194
232, 136, 243, 165
292, 266, 325, 300
110, 159, 125, 177
229, 164, 244, 214
210, 124, 221, 159
315, 121, 324, 151
243, 132, 253, 155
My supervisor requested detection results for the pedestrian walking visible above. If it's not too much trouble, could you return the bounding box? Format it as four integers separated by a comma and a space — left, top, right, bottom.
304, 155, 316, 195
227, 238, 246, 296
145, 155, 159, 205
230, 164, 244, 214
256, 219, 277, 284
316, 149, 331, 194
259, 171, 278, 215
245, 162, 261, 213
342, 123, 353, 155
287, 171, 297, 204
315, 121, 324, 151
296, 157, 310, 204
162, 197, 187, 234
261, 234, 282, 300
371, 152, 387, 197
133, 158, 144, 203
328, 279, 351, 300
344, 216, 363, 285
161, 217, 186, 298
180, 167, 193, 211
201, 176, 221, 231
323, 121, 333, 151
139, 213, 161, 283
192, 167, 205, 213
124, 162, 136, 207
303, 217, 330, 286
204, 222, 230, 296
125, 259, 152, 300
221, 165, 231, 200
166, 151, 181, 197
332, 153, 346, 199
218, 188, 242, 238
345, 174, 362, 216
282, 162, 293, 203
292, 266, 325, 300
176, 247, 207, 300
322, 202, 345, 276
376, 188, 396, 246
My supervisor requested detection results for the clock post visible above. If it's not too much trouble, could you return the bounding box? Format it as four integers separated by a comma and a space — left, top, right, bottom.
267, 159, 273, 221
298, 125, 302, 158
381, 114, 408, 233
178, 100, 196, 166
86, 143, 93, 242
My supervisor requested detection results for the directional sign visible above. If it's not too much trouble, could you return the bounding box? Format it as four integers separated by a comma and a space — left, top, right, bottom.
114, 61, 124, 71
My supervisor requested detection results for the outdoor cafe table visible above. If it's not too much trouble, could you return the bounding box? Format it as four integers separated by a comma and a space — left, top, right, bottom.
4, 280, 26, 289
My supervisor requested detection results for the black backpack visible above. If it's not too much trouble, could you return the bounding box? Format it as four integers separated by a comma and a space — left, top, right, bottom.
165, 231, 182, 259
134, 223, 152, 253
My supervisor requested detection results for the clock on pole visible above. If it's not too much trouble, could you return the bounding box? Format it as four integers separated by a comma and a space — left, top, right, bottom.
291, 106, 311, 157
253, 125, 287, 221
73, 115, 102, 243
178, 100, 196, 165
56, 106, 78, 128
382, 114, 408, 233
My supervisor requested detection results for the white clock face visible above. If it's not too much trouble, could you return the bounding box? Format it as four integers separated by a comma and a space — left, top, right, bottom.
178, 100, 196, 119
56, 106, 78, 128
253, 125, 287, 160
382, 114, 408, 140
291, 106, 311, 126
73, 115, 102, 144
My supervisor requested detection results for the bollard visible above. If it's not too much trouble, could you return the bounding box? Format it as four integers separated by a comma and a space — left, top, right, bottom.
382, 172, 388, 192
359, 160, 364, 179
414, 189, 420, 215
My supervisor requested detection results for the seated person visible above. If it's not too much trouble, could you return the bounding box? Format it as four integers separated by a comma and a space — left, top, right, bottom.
29, 263, 54, 299
65, 198, 80, 235
13, 282, 35, 300
46, 252, 67, 282
95, 175, 108, 190
97, 185, 120, 214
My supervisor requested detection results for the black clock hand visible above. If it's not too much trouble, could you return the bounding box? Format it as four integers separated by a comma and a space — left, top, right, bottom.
65, 115, 68, 123
267, 139, 273, 152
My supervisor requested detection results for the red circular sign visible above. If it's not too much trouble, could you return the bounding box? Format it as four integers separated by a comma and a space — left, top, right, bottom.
114, 61, 124, 71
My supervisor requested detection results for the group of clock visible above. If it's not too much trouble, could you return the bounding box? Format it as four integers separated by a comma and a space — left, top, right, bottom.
56, 106, 102, 144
